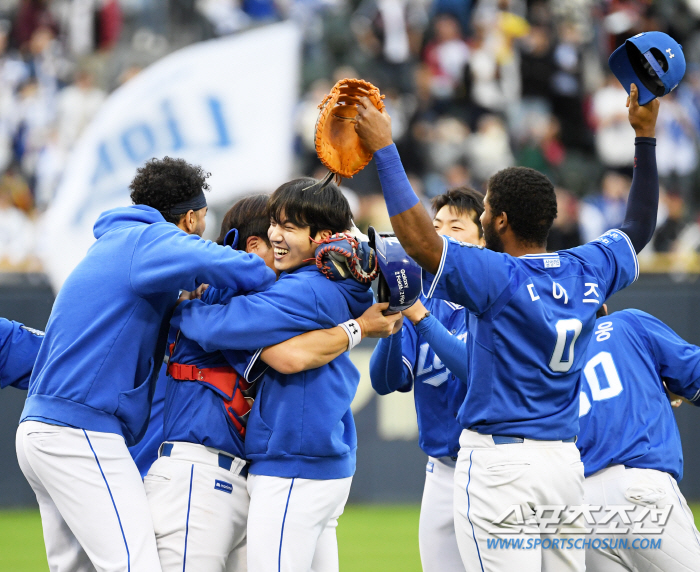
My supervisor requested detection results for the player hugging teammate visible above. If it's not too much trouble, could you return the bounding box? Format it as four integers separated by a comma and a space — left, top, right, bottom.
12, 155, 400, 572
8, 32, 700, 572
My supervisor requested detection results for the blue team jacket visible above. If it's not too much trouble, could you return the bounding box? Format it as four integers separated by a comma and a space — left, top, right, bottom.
0, 319, 44, 390
173, 265, 374, 479
21, 205, 275, 446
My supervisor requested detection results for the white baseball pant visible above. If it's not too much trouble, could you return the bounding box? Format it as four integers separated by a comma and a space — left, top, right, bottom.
453, 429, 586, 572
584, 464, 700, 571
246, 474, 352, 572
16, 420, 162, 572
419, 457, 464, 572
144, 441, 249, 572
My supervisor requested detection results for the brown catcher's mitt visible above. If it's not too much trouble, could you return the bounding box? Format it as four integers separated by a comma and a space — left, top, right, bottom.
315, 78, 385, 179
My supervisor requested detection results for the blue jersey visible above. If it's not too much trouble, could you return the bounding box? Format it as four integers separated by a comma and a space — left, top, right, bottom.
577, 310, 700, 480
0, 319, 43, 390
400, 297, 468, 458
423, 229, 638, 440
164, 287, 264, 459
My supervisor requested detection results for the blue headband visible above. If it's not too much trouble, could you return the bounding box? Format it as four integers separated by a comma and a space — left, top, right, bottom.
170, 191, 207, 215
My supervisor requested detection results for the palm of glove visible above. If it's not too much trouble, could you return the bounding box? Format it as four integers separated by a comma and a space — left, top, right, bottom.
315, 234, 379, 284
315, 79, 386, 179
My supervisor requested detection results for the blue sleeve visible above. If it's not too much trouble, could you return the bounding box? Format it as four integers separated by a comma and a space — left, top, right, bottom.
129, 225, 276, 297
631, 311, 700, 407
221, 348, 267, 383
0, 318, 44, 390
369, 327, 413, 395
422, 235, 512, 314
374, 144, 421, 216
172, 277, 327, 352
414, 314, 469, 383
566, 229, 639, 300
619, 138, 658, 253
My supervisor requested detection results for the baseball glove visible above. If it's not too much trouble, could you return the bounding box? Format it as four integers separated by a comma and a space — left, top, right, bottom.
315, 78, 385, 179
314, 233, 379, 284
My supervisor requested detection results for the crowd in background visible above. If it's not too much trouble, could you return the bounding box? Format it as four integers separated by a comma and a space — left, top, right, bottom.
2, 0, 700, 272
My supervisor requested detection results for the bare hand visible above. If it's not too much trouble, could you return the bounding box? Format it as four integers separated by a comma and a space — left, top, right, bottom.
177, 283, 209, 305
355, 96, 393, 153
357, 303, 403, 338
664, 381, 685, 408
627, 83, 659, 138
402, 299, 428, 325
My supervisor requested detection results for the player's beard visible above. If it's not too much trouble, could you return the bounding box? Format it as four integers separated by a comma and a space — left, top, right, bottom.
482, 219, 505, 253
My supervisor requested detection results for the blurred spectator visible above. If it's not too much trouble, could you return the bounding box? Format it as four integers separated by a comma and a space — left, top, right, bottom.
423, 13, 470, 101
591, 73, 635, 172
547, 187, 582, 251
1, 0, 700, 271
466, 114, 514, 184
579, 171, 631, 243
654, 191, 688, 253
12, 0, 57, 50
55, 67, 105, 150
655, 92, 698, 205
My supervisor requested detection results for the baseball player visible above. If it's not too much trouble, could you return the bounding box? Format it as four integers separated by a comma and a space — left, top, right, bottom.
16, 157, 276, 572
146, 193, 398, 572
578, 306, 700, 571
369, 187, 484, 572
0, 318, 44, 391
354, 82, 660, 571
171, 178, 381, 572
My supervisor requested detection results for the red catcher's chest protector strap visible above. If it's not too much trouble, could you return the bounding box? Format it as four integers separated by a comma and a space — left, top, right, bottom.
167, 361, 253, 437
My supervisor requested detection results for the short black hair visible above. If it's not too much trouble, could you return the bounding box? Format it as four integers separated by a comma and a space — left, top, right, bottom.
487, 167, 557, 247
129, 156, 210, 224
216, 194, 270, 247
432, 187, 485, 238
268, 178, 352, 237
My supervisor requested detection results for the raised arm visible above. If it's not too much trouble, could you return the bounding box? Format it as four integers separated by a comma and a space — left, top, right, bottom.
618, 83, 661, 254
260, 303, 402, 374
355, 98, 443, 274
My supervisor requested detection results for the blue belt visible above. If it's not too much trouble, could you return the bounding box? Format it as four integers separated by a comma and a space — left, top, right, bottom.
160, 443, 249, 477
492, 435, 577, 445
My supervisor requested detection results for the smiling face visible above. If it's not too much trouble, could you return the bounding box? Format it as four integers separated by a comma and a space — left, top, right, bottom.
268, 211, 330, 273
433, 205, 483, 245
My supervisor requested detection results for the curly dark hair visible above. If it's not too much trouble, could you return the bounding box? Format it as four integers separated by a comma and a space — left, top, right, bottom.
129, 157, 210, 224
487, 167, 557, 247
216, 194, 271, 247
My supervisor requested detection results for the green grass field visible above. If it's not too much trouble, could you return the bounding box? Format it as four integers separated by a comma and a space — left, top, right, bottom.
1, 504, 698, 571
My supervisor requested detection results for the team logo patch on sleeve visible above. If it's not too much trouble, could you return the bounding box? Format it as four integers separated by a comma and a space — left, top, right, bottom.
595, 230, 624, 245
426, 462, 434, 473
215, 480, 233, 494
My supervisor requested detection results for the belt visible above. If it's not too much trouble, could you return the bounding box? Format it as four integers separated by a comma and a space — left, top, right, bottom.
492, 435, 577, 445
159, 442, 249, 478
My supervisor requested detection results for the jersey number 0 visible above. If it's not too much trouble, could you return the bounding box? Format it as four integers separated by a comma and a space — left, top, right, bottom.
549, 319, 583, 372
